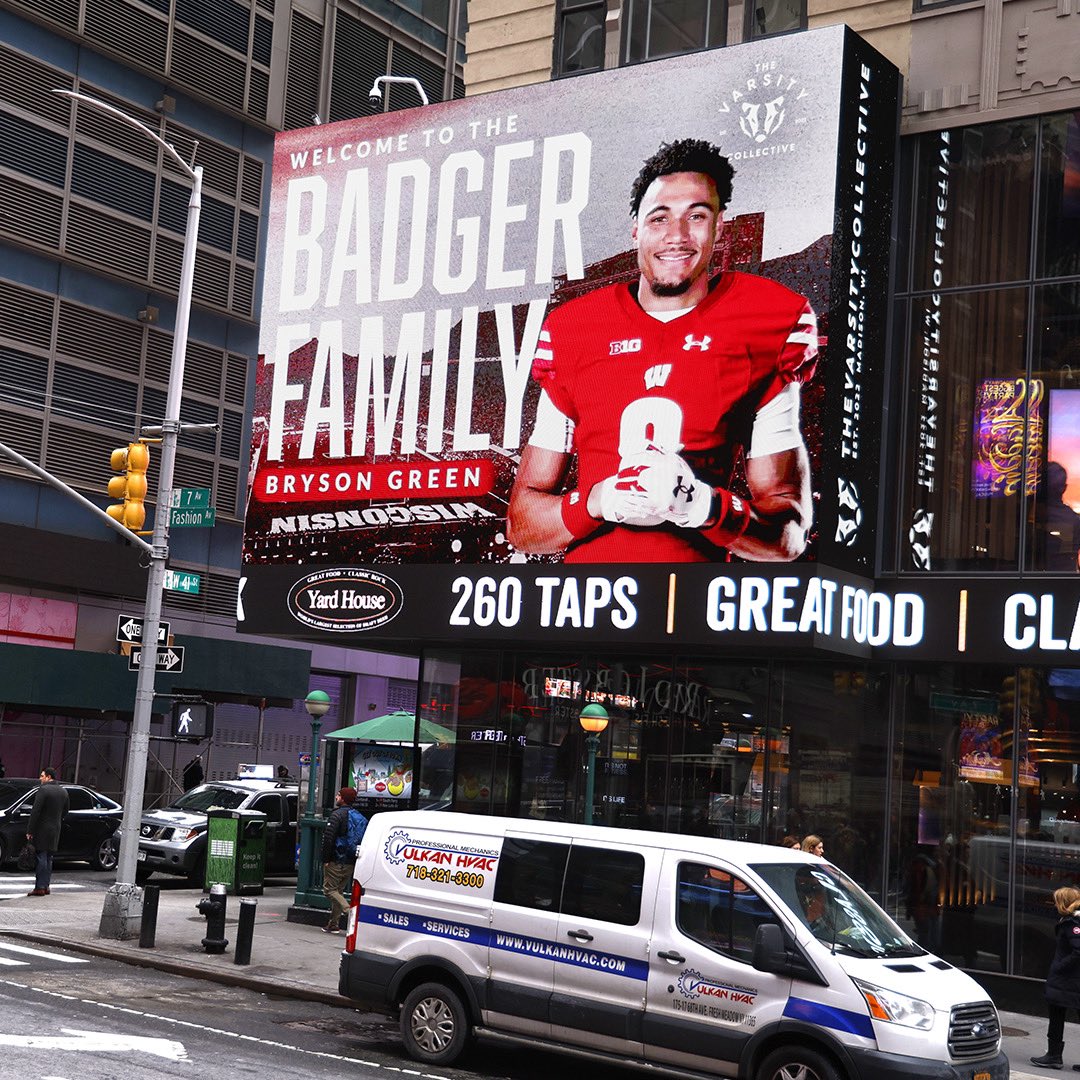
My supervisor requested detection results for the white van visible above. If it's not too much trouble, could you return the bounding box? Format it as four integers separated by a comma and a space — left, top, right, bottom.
339, 812, 1007, 1080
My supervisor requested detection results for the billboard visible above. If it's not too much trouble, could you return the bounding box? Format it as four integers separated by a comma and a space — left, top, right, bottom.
240, 27, 900, 646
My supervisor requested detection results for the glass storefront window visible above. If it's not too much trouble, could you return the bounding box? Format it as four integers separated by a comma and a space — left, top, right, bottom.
1037, 112, 1080, 281
1015, 666, 1080, 980
1027, 282, 1080, 572
903, 287, 1029, 571
889, 665, 1014, 971
768, 663, 889, 898
912, 121, 1036, 291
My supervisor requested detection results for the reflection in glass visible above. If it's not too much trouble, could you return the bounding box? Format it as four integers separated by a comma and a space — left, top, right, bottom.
890, 665, 1014, 972
746, 0, 803, 39
625, 0, 725, 63
558, 5, 606, 75
1037, 112, 1080, 280
912, 121, 1036, 291
1028, 283, 1080, 571
904, 288, 1028, 570
1015, 667, 1080, 980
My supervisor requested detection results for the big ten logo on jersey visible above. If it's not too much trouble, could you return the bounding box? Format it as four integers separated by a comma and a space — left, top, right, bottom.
609, 338, 642, 356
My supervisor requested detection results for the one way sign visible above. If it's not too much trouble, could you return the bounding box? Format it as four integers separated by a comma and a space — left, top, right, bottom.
116, 614, 171, 644
128, 645, 185, 673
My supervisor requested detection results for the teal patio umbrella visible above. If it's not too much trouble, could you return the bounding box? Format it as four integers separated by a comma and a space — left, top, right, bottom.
324, 710, 455, 744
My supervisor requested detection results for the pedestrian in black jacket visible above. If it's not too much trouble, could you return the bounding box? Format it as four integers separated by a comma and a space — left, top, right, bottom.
320, 786, 365, 935
26, 767, 68, 896
1031, 886, 1080, 1069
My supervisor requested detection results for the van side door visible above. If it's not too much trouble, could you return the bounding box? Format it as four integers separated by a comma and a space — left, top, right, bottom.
644, 854, 792, 1074
549, 838, 658, 1056
487, 834, 571, 1037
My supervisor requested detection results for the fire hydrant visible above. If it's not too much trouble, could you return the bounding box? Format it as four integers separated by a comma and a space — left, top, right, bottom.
196, 883, 229, 954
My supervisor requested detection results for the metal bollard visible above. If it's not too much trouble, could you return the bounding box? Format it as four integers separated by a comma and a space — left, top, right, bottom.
233, 897, 257, 966
139, 884, 160, 949
196, 882, 229, 954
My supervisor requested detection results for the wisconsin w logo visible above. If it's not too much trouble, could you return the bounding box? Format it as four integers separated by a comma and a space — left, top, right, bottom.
644, 364, 672, 389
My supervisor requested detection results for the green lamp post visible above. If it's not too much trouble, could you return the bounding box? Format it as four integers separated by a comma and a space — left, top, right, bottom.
294, 690, 332, 910
579, 703, 609, 825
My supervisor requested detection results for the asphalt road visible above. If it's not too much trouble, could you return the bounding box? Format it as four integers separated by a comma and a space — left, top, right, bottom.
0, 943, 640, 1080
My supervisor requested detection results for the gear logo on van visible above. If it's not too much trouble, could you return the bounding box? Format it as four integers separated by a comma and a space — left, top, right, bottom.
384, 829, 499, 870
287, 568, 403, 632
678, 970, 758, 1004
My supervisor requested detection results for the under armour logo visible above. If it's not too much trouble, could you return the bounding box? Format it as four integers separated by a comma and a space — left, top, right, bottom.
644, 363, 672, 389
682, 334, 711, 352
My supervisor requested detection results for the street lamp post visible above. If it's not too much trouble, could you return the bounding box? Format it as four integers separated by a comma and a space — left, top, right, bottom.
52, 90, 203, 939
293, 690, 332, 912
579, 704, 609, 826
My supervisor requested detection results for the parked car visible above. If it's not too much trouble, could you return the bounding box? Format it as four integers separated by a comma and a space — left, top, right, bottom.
131, 778, 299, 885
0, 778, 122, 871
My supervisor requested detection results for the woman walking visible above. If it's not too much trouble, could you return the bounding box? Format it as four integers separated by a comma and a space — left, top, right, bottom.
1031, 886, 1080, 1069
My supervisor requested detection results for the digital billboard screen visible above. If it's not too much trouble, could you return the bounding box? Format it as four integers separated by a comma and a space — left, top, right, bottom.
240, 26, 900, 646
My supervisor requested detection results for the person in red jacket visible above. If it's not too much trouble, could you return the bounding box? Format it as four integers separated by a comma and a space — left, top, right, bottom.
507, 137, 818, 564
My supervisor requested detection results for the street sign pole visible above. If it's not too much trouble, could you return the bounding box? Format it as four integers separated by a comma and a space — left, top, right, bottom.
54, 90, 204, 939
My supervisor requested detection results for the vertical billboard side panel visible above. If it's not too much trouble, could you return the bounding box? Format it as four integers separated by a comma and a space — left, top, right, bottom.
818, 30, 901, 573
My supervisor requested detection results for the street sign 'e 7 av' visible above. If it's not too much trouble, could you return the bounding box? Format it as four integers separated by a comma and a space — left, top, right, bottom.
128, 645, 185, 673
170, 506, 216, 528
164, 570, 201, 594
116, 614, 171, 644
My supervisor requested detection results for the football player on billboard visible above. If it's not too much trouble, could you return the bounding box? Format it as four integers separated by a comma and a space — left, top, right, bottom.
507, 138, 819, 564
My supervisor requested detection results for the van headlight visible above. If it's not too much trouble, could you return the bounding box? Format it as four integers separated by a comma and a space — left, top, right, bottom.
853, 980, 935, 1030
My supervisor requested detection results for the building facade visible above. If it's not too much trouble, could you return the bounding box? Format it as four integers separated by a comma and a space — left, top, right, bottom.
375, 0, 1080, 999
0, 0, 466, 802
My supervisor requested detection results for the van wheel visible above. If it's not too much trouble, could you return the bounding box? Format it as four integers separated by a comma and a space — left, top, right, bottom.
400, 982, 469, 1066
758, 1047, 840, 1080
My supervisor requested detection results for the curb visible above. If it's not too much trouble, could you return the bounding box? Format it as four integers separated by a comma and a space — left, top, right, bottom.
1, 928, 354, 1008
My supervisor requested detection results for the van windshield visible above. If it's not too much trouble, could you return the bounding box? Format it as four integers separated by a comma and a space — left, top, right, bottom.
751, 862, 925, 959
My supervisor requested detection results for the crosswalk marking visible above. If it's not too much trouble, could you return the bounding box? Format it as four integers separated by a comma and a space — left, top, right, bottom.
0, 941, 88, 963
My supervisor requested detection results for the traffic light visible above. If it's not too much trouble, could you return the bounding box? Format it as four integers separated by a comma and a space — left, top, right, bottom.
107, 441, 150, 532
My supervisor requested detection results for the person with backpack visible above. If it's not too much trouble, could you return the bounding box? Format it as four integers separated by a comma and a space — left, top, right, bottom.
321, 786, 367, 935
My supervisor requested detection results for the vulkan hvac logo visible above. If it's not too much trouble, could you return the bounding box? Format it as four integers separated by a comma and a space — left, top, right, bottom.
717, 60, 808, 155
677, 969, 758, 1004
383, 829, 499, 870
287, 567, 403, 632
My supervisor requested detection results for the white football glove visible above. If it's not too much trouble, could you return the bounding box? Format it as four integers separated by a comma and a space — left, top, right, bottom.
592, 467, 667, 526
625, 449, 713, 528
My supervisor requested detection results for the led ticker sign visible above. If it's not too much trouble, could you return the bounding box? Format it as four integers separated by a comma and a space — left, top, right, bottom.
241, 26, 901, 648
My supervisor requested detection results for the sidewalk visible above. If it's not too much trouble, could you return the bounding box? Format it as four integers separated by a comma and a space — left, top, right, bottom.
0, 876, 1063, 1078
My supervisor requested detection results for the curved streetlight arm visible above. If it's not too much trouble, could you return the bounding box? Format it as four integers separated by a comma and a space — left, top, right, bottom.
52, 89, 198, 178
53, 87, 205, 912
368, 75, 430, 107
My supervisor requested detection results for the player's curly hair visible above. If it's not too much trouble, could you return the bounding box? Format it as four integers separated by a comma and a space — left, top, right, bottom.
629, 138, 735, 217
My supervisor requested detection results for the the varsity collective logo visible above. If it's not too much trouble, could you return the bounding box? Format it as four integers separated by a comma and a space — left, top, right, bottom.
835, 477, 862, 546
287, 567, 404, 632
717, 59, 808, 157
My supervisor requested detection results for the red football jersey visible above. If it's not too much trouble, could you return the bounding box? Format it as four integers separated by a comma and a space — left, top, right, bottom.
533, 271, 818, 563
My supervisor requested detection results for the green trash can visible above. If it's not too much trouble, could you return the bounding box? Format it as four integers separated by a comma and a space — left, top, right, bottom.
205, 809, 267, 895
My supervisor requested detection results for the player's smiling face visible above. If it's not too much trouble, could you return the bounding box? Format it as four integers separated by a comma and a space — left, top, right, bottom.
633, 171, 722, 309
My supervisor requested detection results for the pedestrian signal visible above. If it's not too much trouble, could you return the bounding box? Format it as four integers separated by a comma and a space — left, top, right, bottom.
171, 700, 213, 741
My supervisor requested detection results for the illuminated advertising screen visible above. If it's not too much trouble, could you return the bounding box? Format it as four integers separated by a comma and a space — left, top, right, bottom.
240, 26, 900, 647
971, 377, 1044, 498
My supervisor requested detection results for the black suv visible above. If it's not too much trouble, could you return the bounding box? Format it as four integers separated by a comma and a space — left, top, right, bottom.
132, 779, 298, 884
